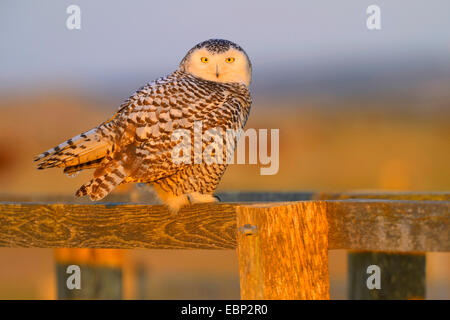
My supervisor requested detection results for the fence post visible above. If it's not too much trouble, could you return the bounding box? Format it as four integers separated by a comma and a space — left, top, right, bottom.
236, 202, 329, 299
347, 251, 425, 299
55, 248, 124, 299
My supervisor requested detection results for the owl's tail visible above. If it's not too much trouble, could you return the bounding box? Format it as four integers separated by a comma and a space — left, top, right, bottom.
34, 126, 128, 201
75, 162, 127, 201
34, 128, 111, 174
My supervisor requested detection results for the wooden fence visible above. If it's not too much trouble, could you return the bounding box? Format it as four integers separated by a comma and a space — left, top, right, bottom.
0, 192, 448, 299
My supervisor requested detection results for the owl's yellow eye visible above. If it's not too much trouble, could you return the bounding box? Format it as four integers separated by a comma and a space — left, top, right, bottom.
225, 57, 235, 63
200, 57, 209, 63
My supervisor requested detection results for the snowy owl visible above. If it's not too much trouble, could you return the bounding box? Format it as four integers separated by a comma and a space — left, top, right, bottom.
34, 39, 252, 212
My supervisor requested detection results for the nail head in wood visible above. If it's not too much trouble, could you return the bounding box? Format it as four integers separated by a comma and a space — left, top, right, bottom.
240, 224, 257, 236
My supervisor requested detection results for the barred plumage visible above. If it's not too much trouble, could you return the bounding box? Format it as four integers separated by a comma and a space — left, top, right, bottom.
34, 39, 252, 212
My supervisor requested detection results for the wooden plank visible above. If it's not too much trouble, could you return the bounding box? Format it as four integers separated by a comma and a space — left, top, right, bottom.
55, 248, 124, 299
318, 193, 441, 301
325, 200, 449, 252
347, 251, 425, 300
236, 202, 329, 299
227, 193, 450, 252
0, 202, 237, 249
0, 200, 448, 251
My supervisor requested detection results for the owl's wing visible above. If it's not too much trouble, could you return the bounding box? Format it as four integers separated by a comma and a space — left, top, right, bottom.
110, 78, 239, 183
34, 128, 111, 172
34, 72, 250, 201
33, 100, 134, 176
75, 75, 251, 200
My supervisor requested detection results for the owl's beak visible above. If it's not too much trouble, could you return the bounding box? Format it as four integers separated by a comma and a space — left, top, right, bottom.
215, 64, 219, 78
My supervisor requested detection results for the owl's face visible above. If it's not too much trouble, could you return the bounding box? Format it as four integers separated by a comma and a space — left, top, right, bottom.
179, 39, 252, 86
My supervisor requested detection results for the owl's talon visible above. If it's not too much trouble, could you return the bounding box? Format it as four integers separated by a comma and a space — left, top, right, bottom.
187, 192, 217, 204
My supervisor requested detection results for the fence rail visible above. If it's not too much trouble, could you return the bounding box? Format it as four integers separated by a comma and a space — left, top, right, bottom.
0, 192, 448, 299
0, 200, 448, 251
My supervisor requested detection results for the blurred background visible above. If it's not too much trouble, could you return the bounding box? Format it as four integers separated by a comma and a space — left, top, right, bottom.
0, 0, 449, 299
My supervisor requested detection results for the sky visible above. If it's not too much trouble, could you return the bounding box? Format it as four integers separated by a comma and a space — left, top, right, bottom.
1, 0, 449, 95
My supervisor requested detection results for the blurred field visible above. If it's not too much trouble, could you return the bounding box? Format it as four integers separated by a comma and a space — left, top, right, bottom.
0, 92, 448, 195
0, 91, 448, 299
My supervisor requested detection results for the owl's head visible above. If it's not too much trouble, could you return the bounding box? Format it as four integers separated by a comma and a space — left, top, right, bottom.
179, 39, 252, 86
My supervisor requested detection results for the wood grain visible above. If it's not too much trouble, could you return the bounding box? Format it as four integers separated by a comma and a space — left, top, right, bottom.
0, 202, 237, 249
319, 193, 446, 300
236, 202, 329, 299
0, 200, 447, 251
0, 194, 447, 301
317, 193, 445, 300
325, 200, 449, 252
